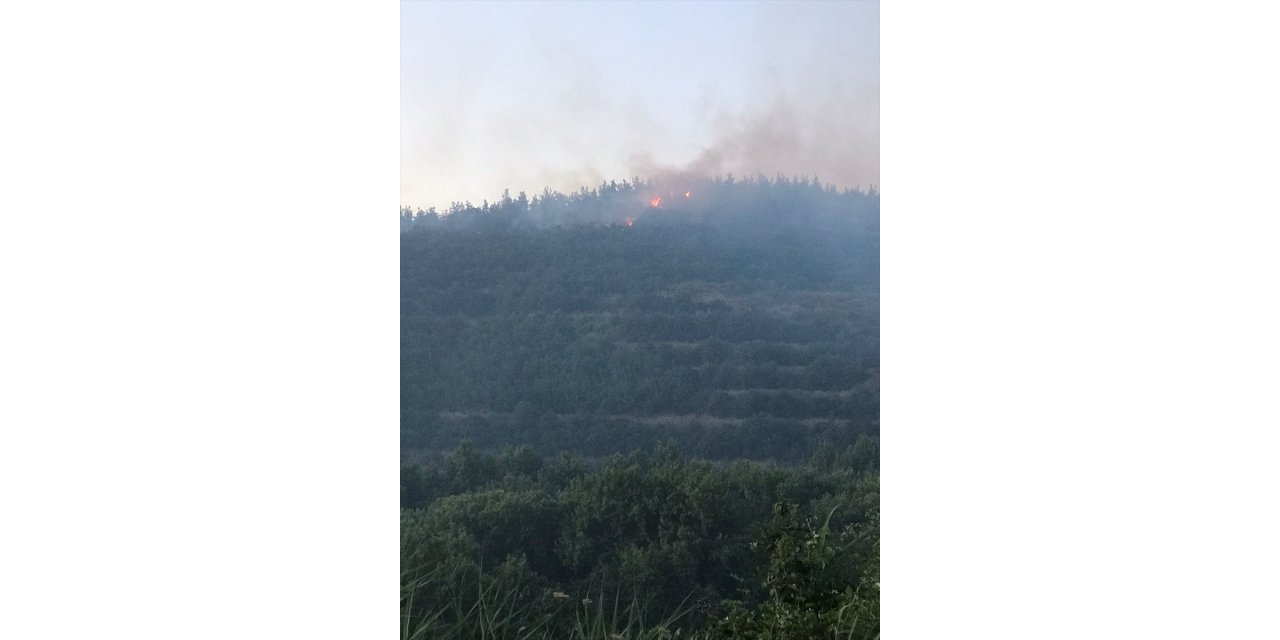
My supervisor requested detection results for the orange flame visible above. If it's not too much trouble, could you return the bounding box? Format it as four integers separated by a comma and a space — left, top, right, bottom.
650, 197, 662, 207
685, 191, 691, 198
625, 217, 634, 226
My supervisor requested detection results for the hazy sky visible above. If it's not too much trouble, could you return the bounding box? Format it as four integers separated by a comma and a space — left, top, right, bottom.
401, 0, 878, 210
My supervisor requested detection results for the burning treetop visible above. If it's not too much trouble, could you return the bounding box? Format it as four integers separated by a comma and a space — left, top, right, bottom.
401, 175, 878, 233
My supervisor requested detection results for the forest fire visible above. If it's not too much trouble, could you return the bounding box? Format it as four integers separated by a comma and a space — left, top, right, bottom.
685, 191, 691, 198
625, 217, 634, 226
650, 197, 662, 207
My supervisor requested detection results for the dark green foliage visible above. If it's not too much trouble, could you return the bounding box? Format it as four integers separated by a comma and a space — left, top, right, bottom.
402, 176, 878, 462
706, 504, 879, 639
400, 176, 879, 638
401, 446, 878, 639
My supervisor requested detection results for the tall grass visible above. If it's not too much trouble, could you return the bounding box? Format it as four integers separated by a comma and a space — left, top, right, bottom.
401, 560, 704, 640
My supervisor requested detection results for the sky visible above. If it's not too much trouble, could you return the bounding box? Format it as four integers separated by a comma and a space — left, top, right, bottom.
401, 0, 878, 211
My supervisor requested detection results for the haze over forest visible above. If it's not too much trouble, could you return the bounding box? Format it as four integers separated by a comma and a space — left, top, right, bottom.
401, 3, 878, 638
401, 1, 878, 212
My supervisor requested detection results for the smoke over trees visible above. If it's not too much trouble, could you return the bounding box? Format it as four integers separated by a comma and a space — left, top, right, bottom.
401, 2, 878, 211
401, 173, 878, 232
401, 175, 880, 637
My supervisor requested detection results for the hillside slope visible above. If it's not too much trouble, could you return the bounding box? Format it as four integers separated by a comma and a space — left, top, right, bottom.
401, 177, 879, 462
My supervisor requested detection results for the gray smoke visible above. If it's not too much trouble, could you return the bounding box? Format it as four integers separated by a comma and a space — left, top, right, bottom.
401, 1, 878, 209
626, 96, 878, 191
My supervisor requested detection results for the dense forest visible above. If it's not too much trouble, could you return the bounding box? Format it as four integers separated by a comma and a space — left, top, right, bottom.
401, 175, 879, 638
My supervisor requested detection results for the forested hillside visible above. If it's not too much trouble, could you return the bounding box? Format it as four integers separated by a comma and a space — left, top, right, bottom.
401, 176, 879, 639
401, 175, 879, 462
